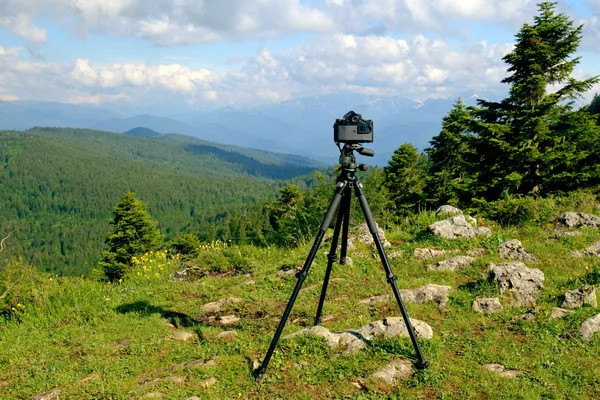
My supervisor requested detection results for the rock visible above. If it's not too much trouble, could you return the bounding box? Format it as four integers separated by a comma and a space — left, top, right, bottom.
435, 205, 462, 216
559, 212, 600, 228
489, 262, 545, 306
216, 331, 238, 341
414, 248, 450, 260
353, 223, 391, 247
551, 229, 583, 239
427, 215, 491, 239
371, 360, 415, 385
341, 256, 353, 265
579, 314, 600, 340
199, 377, 218, 388
143, 393, 165, 399
571, 241, 600, 257
549, 307, 575, 320
252, 359, 261, 371
217, 315, 240, 326
29, 389, 61, 400
427, 256, 475, 272
388, 250, 403, 259
359, 284, 452, 307
284, 317, 433, 355
467, 248, 486, 257
276, 268, 300, 277
202, 297, 242, 313
244, 279, 256, 285
512, 309, 537, 322
176, 358, 218, 370
473, 298, 503, 313
499, 240, 540, 263
185, 397, 201, 400
162, 319, 177, 329
562, 285, 597, 309
482, 364, 524, 378
171, 331, 195, 342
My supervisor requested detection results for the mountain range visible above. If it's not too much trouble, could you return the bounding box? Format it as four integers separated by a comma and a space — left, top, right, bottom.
0, 91, 499, 165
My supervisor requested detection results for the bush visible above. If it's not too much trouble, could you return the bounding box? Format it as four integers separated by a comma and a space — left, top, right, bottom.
0, 261, 53, 321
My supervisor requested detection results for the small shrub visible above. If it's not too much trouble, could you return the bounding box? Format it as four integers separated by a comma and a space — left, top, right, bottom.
0, 261, 54, 321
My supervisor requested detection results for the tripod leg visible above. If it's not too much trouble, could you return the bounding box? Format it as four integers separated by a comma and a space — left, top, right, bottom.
354, 183, 429, 370
339, 189, 351, 265
254, 181, 349, 380
314, 191, 348, 325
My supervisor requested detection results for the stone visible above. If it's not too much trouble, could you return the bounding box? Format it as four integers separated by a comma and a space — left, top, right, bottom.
467, 248, 486, 257
371, 360, 415, 385
162, 319, 177, 329
473, 298, 503, 313
427, 256, 475, 272
353, 223, 391, 247
176, 358, 218, 370
143, 393, 165, 399
499, 240, 540, 263
427, 215, 491, 239
414, 248, 450, 260
200, 377, 218, 388
579, 314, 600, 340
571, 241, 600, 258
549, 307, 575, 320
551, 229, 583, 239
185, 397, 201, 400
341, 256, 353, 265
284, 317, 433, 355
482, 364, 524, 378
559, 212, 600, 228
171, 331, 195, 342
562, 285, 597, 309
29, 389, 61, 400
435, 205, 462, 216
489, 262, 545, 306
512, 309, 537, 322
359, 284, 452, 307
201, 297, 242, 313
217, 315, 240, 326
388, 250, 403, 259
216, 331, 238, 341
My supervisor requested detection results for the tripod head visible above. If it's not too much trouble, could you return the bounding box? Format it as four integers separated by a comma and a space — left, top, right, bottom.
338, 143, 375, 173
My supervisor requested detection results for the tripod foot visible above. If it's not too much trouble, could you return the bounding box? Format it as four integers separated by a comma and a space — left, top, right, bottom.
253, 367, 265, 381
415, 360, 429, 370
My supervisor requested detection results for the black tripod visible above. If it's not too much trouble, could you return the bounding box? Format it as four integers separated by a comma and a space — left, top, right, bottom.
254, 144, 428, 380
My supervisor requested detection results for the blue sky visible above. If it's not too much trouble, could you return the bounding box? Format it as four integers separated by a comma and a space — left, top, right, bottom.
0, 0, 598, 113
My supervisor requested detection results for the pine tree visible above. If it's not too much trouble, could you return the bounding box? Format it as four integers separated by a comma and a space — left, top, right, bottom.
100, 192, 163, 281
425, 98, 474, 207
589, 94, 600, 123
468, 1, 600, 199
384, 143, 427, 215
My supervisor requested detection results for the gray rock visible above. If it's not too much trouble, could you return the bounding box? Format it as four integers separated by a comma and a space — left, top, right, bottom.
29, 389, 61, 400
216, 331, 238, 341
200, 377, 218, 388
435, 205, 462, 216
467, 248, 486, 257
473, 297, 503, 313
354, 223, 391, 247
549, 307, 575, 320
427, 256, 475, 272
513, 309, 537, 322
414, 248, 450, 260
359, 284, 452, 307
217, 315, 240, 326
562, 285, 597, 309
388, 250, 403, 259
579, 314, 600, 340
489, 262, 545, 306
202, 297, 242, 313
284, 317, 433, 355
482, 364, 524, 378
171, 331, 195, 342
143, 394, 165, 399
371, 360, 415, 385
185, 397, 201, 400
428, 214, 491, 239
551, 229, 583, 239
499, 240, 540, 263
571, 241, 600, 258
559, 212, 600, 228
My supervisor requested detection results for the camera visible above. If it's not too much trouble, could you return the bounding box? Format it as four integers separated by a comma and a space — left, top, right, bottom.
333, 111, 373, 144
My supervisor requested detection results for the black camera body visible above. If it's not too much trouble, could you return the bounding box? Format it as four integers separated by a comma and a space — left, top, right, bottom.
333, 111, 373, 144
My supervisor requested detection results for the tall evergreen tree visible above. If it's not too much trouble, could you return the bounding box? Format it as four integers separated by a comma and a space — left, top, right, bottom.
468, 1, 600, 199
99, 192, 163, 281
425, 98, 474, 207
589, 94, 600, 123
384, 143, 427, 215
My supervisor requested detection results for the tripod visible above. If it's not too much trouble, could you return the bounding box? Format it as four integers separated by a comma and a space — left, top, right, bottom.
254, 143, 428, 380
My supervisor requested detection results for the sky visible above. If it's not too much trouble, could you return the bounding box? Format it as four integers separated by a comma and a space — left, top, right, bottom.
0, 0, 599, 114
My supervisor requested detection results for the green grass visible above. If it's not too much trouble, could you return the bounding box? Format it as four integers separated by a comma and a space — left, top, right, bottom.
2, 219, 600, 399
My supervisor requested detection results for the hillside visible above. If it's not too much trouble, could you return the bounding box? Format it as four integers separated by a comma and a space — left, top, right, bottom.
1, 207, 600, 398
0, 128, 325, 275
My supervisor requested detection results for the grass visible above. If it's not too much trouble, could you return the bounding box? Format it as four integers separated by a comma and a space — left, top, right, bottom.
1, 217, 600, 399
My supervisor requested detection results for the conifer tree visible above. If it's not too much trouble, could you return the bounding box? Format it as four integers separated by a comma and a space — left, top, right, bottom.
468, 1, 600, 199
100, 192, 163, 281
384, 143, 427, 215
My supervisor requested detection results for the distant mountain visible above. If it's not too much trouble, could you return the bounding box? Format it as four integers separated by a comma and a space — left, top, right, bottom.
125, 127, 161, 137
93, 114, 205, 139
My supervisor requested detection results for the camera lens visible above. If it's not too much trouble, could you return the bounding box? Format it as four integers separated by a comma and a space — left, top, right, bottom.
351, 116, 359, 122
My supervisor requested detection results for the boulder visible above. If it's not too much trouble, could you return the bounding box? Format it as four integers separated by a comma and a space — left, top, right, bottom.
428, 215, 491, 239
201, 297, 242, 313
562, 285, 597, 309
427, 256, 475, 272
414, 248, 451, 260
579, 314, 600, 340
489, 262, 545, 306
359, 284, 452, 307
171, 331, 195, 342
482, 364, 524, 378
352, 223, 391, 247
571, 241, 600, 258
499, 240, 540, 263
473, 298, 503, 313
29, 389, 61, 400
435, 205, 462, 216
371, 360, 415, 385
550, 229, 583, 239
549, 307, 575, 320
216, 331, 238, 341
216, 315, 240, 326
559, 212, 600, 228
